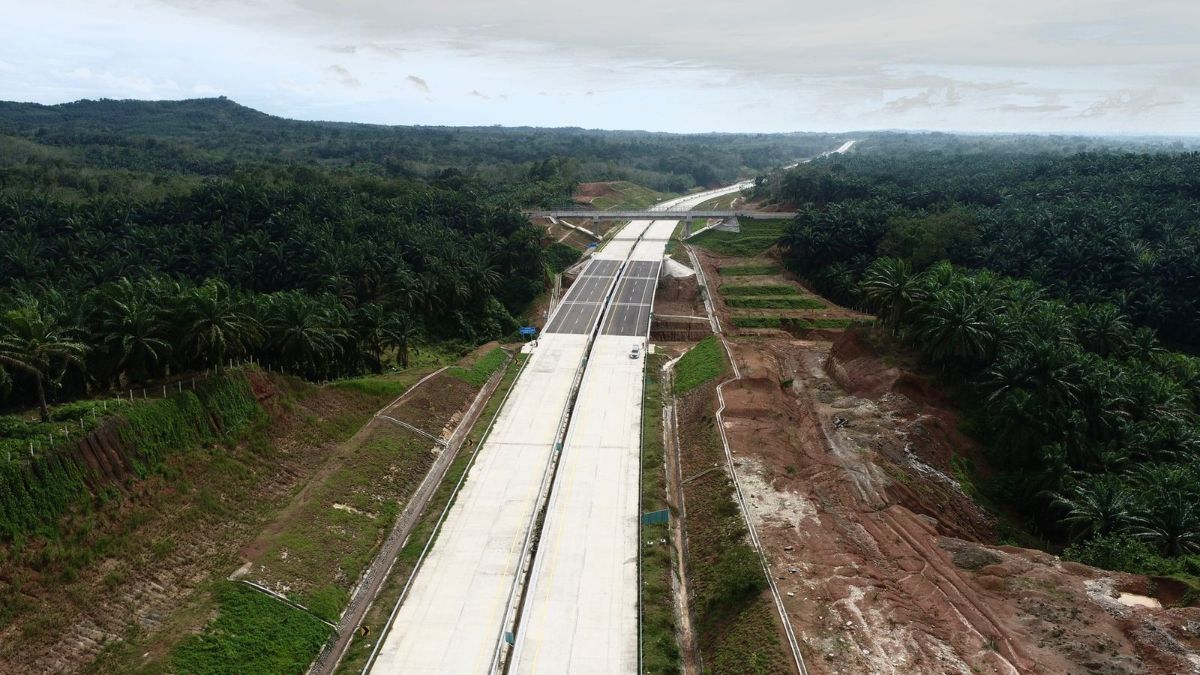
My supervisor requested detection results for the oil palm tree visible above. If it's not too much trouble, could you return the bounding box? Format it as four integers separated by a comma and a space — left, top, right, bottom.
1050, 475, 1137, 541
0, 301, 88, 421
180, 280, 262, 373
859, 257, 925, 331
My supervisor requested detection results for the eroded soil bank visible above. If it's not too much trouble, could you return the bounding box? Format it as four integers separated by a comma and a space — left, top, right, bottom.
709, 333, 1200, 674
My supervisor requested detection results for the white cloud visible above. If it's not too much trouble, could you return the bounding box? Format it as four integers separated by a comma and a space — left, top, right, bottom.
3, 0, 1198, 133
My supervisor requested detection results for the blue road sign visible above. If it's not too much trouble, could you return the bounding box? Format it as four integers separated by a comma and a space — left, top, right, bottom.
519, 326, 537, 336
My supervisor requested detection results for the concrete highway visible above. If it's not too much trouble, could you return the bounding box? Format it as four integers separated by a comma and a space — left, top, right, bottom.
508, 186, 740, 674
368, 145, 854, 674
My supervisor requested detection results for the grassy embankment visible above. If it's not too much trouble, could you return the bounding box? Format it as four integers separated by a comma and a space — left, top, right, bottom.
334, 352, 529, 674
641, 353, 679, 672
732, 316, 863, 330
590, 181, 675, 210
718, 264, 780, 277
673, 336, 788, 672
724, 297, 825, 310
37, 365, 441, 675
689, 218, 790, 257
224, 347, 510, 655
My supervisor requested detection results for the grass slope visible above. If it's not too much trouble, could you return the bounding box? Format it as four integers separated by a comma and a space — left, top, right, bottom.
674, 336, 729, 396
718, 264, 780, 276
641, 354, 680, 672
719, 285, 800, 297
689, 219, 790, 257
725, 297, 826, 310
446, 348, 508, 387
171, 582, 332, 675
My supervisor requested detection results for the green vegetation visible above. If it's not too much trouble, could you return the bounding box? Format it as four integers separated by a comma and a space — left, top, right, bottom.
672, 356, 786, 671
724, 297, 825, 310
641, 354, 679, 672
718, 285, 800, 296
855, 258, 1200, 568
171, 582, 332, 675
544, 242, 582, 274
251, 427, 432, 622
589, 181, 675, 210
334, 353, 527, 674
0, 372, 259, 539
689, 218, 789, 257
718, 264, 780, 277
759, 143, 1200, 588
674, 336, 729, 395
0, 98, 841, 195
733, 316, 863, 330
446, 347, 509, 387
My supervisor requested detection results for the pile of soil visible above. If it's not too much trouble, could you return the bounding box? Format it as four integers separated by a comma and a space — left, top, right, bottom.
710, 336, 1200, 674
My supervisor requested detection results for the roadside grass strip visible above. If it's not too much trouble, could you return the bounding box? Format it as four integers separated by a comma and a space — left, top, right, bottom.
247, 426, 434, 623
641, 353, 680, 673
725, 297, 826, 310
718, 264, 780, 277
333, 353, 528, 674
446, 347, 508, 387
674, 356, 787, 672
673, 336, 729, 396
171, 581, 332, 675
719, 285, 800, 297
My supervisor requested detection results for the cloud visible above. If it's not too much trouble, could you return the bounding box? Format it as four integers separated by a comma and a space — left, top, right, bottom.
995, 103, 1071, 113
882, 86, 963, 113
1078, 89, 1183, 117
469, 89, 489, 99
406, 74, 430, 93
322, 45, 357, 54
325, 64, 360, 88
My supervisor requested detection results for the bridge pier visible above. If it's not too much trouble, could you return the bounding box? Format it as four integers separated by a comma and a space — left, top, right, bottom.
591, 215, 601, 238
683, 216, 692, 238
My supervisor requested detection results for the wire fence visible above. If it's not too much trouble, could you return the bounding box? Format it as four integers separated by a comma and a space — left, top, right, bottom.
1, 360, 261, 464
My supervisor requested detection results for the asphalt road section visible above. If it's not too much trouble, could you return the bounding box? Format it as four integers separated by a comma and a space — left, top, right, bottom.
601, 260, 661, 337
544, 259, 621, 335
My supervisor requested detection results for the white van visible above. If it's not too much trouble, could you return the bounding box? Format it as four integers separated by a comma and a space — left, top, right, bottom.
630, 344, 641, 359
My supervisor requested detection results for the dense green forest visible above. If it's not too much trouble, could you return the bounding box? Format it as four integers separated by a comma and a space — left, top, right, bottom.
0, 97, 843, 195
763, 147, 1200, 578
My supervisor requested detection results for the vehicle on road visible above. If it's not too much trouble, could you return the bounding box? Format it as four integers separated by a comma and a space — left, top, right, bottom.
630, 344, 641, 359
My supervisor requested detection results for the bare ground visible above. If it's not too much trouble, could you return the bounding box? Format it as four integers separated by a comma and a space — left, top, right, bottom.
713, 336, 1200, 675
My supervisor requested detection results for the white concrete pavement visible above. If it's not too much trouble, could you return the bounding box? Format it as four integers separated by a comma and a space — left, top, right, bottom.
508, 183, 752, 675
368, 331, 592, 673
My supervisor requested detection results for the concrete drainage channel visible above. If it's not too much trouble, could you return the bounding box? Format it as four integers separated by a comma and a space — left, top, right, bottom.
686, 241, 809, 675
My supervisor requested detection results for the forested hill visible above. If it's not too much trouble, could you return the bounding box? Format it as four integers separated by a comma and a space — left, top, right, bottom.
759, 146, 1200, 576
0, 97, 842, 194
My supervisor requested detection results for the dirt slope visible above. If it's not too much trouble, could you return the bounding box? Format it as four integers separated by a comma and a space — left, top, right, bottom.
714, 336, 1200, 675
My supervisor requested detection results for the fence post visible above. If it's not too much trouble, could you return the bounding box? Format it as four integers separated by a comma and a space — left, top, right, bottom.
163, 384, 168, 397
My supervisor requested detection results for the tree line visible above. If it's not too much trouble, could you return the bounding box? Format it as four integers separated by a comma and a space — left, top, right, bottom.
764, 146, 1200, 573
0, 167, 557, 416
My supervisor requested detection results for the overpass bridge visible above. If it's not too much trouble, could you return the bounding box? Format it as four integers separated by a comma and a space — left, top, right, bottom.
528, 209, 798, 237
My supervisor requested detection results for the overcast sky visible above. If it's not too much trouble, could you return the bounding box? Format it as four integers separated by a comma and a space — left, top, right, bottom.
2, 0, 1198, 134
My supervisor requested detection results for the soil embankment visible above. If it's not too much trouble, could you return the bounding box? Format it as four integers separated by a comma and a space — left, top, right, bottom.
695, 333, 1200, 674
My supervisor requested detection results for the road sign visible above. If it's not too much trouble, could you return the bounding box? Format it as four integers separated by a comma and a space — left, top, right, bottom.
519, 326, 537, 336
641, 509, 669, 525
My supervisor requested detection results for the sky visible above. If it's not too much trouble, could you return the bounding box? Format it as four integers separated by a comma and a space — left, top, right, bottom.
1, 0, 1198, 134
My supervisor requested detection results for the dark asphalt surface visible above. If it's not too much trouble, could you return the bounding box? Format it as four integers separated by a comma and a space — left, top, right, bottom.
545, 258, 662, 336
602, 261, 662, 336
544, 259, 621, 334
